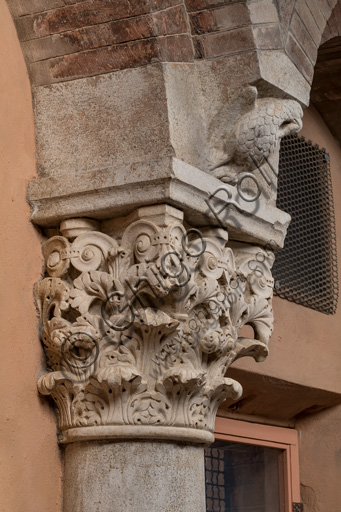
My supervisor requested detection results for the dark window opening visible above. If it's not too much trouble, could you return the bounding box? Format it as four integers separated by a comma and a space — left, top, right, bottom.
205, 440, 286, 512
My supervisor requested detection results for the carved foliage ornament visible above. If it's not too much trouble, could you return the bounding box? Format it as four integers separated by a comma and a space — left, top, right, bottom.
36, 217, 274, 443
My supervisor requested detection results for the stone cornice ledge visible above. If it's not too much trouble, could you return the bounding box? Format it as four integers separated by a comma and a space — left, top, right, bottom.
28, 157, 290, 247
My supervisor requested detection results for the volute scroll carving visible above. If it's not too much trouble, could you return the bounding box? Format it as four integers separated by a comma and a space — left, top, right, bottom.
36, 208, 275, 444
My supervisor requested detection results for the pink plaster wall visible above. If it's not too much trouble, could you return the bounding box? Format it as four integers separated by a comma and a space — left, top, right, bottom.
234, 105, 341, 510
296, 405, 341, 511
235, 105, 341, 395
0, 2, 62, 511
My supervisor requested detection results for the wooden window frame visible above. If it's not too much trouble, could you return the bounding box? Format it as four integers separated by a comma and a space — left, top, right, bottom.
214, 417, 301, 512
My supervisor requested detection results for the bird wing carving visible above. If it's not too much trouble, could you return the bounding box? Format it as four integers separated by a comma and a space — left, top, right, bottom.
207, 86, 303, 184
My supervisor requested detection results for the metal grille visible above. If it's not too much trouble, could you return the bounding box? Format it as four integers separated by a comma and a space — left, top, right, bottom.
273, 134, 339, 314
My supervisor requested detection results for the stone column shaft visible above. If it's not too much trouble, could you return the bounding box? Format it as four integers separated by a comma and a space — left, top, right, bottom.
64, 441, 205, 512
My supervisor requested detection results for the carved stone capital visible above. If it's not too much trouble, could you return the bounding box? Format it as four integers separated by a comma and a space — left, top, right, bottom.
36, 206, 274, 444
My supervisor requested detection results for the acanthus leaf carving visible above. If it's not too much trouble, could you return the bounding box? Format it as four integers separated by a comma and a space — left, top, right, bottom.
36, 214, 275, 443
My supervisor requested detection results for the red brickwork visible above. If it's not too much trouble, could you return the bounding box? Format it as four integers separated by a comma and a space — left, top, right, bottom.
5, 0, 341, 87
9, 0, 194, 85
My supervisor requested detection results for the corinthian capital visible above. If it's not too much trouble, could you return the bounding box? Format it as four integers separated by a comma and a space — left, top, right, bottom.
36, 207, 274, 444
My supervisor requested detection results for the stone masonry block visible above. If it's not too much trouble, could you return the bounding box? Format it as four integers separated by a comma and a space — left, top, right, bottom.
317, 0, 333, 21
189, 3, 250, 34
294, 0, 321, 46
289, 12, 318, 65
33, 65, 173, 176
306, 0, 328, 30
276, 0, 295, 30
253, 24, 283, 50
326, 2, 341, 38
194, 26, 255, 59
286, 33, 314, 82
326, 0, 338, 12
248, 0, 279, 25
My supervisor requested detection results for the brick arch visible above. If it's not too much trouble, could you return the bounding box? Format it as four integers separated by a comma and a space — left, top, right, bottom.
285, 0, 338, 83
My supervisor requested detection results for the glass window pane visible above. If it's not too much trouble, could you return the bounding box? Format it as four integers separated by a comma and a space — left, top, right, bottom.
205, 440, 286, 512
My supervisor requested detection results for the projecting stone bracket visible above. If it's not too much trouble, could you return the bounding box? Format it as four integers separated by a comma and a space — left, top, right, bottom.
28, 157, 291, 248
36, 206, 274, 444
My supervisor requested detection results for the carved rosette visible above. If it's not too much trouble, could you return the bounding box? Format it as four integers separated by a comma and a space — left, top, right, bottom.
36, 213, 275, 444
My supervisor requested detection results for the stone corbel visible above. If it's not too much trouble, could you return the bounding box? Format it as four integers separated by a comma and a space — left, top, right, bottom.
206, 86, 303, 205
36, 206, 274, 445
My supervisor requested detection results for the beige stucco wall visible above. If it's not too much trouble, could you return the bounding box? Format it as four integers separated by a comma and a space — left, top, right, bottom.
233, 105, 341, 509
294, 106, 341, 512
296, 404, 341, 511
234, 105, 341, 395
0, 2, 62, 511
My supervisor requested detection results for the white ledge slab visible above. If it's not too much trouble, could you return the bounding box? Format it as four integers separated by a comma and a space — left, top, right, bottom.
28, 157, 291, 247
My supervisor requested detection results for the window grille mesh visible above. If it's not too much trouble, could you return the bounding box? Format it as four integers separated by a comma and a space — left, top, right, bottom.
273, 134, 339, 314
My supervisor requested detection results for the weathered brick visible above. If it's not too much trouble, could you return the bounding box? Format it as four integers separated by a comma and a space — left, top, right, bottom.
23, 16, 156, 62
189, 3, 249, 34
22, 5, 193, 64
15, 0, 181, 40
190, 10, 216, 34
286, 33, 314, 82
152, 5, 190, 35
253, 24, 282, 50
185, 0, 236, 13
294, 0, 321, 46
290, 12, 317, 65
194, 26, 255, 59
158, 34, 194, 61
30, 38, 161, 86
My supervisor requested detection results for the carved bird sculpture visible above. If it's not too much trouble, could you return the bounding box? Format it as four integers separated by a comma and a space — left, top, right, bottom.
208, 86, 303, 184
